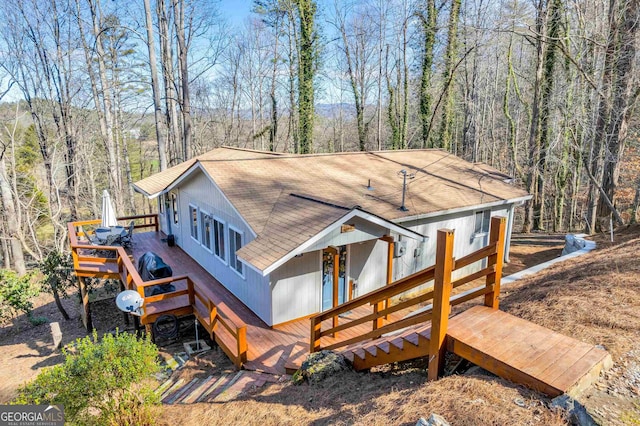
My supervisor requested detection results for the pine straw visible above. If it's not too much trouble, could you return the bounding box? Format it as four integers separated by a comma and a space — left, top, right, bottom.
159, 369, 565, 425
499, 232, 640, 359
160, 229, 640, 425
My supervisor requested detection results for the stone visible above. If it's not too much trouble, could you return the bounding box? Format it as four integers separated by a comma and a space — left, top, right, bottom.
416, 413, 450, 426
293, 350, 350, 385
551, 394, 597, 426
562, 235, 586, 256
50, 322, 62, 350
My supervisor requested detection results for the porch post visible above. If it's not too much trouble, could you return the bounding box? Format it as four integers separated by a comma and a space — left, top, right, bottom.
428, 228, 454, 381
485, 216, 507, 309
332, 248, 340, 332
379, 235, 394, 322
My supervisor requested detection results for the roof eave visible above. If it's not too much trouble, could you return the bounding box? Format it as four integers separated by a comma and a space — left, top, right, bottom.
243, 208, 428, 277
393, 195, 533, 224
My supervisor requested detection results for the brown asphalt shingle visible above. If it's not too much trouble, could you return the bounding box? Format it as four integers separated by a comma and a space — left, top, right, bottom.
134, 148, 529, 273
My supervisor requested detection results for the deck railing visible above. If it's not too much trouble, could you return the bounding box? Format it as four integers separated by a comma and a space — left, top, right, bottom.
309, 216, 506, 380
67, 215, 248, 368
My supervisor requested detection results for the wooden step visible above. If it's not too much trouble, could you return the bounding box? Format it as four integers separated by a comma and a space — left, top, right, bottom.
154, 378, 175, 396
211, 371, 245, 402
180, 375, 216, 404
196, 374, 230, 403
165, 378, 199, 404
160, 378, 185, 402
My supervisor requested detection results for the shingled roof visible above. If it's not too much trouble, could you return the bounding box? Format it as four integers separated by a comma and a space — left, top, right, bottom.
134, 147, 530, 274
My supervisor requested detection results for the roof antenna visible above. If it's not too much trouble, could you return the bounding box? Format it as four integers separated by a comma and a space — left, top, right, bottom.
397, 169, 415, 211
366, 179, 374, 191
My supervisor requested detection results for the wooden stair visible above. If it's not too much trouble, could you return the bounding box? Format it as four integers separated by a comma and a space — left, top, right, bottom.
155, 370, 281, 404
340, 323, 432, 371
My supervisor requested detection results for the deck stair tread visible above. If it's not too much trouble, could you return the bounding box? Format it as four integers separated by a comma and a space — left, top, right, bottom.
446, 306, 612, 397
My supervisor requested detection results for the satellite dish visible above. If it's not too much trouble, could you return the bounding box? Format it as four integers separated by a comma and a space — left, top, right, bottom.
115, 290, 144, 317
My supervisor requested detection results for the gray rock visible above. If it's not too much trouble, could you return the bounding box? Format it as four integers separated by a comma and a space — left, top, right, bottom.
562, 234, 586, 256
293, 350, 350, 385
551, 394, 597, 426
416, 414, 450, 426
50, 322, 62, 350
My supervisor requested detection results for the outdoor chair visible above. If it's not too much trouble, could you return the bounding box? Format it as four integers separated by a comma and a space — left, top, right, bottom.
120, 221, 135, 248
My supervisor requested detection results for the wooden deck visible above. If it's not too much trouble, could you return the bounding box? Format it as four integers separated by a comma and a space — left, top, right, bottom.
446, 305, 612, 397
71, 216, 611, 396
131, 231, 408, 375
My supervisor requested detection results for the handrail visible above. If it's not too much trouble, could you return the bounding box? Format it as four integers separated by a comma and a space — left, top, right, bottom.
309, 216, 508, 358
67, 216, 248, 368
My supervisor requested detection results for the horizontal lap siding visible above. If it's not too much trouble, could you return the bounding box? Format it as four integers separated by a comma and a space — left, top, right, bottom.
350, 239, 388, 296
394, 206, 511, 287
173, 172, 272, 325
270, 251, 321, 325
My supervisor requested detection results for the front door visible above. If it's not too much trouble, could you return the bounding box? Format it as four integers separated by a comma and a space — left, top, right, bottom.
322, 245, 347, 311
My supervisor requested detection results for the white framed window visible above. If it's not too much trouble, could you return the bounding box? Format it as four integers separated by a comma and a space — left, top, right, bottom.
171, 192, 179, 224
474, 209, 491, 234
159, 194, 165, 213
189, 204, 199, 242
229, 226, 244, 277
213, 218, 226, 263
200, 211, 213, 252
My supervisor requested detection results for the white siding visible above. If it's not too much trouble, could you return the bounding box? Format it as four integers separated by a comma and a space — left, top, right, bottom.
270, 251, 321, 325
349, 239, 388, 296
171, 172, 272, 325
302, 217, 390, 253
394, 206, 511, 282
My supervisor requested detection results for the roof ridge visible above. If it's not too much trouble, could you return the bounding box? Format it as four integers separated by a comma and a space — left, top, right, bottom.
289, 193, 353, 210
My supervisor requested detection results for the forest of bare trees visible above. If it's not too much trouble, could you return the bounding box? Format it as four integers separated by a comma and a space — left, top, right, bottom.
0, 0, 638, 274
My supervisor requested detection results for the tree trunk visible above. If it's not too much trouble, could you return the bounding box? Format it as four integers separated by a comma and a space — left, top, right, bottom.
0, 156, 26, 275
437, 0, 461, 150
173, 0, 192, 161
418, 0, 437, 148
144, 0, 168, 171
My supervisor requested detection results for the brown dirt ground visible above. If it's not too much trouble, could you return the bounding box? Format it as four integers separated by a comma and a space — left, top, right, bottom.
5, 231, 638, 425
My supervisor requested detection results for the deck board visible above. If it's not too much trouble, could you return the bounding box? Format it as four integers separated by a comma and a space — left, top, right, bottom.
447, 306, 611, 397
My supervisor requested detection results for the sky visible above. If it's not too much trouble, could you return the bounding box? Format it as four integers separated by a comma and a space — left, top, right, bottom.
219, 0, 254, 26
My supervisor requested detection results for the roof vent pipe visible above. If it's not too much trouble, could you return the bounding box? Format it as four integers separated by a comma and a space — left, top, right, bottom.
398, 169, 416, 212
367, 179, 374, 191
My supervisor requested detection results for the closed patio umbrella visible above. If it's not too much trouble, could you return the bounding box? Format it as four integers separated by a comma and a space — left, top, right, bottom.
101, 190, 118, 228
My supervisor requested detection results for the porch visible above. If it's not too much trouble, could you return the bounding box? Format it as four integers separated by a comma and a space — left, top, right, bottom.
68, 216, 411, 375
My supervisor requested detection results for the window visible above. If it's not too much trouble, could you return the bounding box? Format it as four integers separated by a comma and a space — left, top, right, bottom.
201, 211, 212, 251
189, 205, 198, 241
474, 210, 491, 234
229, 227, 243, 276
213, 219, 226, 262
171, 193, 178, 224
159, 194, 165, 213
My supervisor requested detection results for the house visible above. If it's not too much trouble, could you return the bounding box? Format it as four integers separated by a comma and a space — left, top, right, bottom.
133, 147, 531, 326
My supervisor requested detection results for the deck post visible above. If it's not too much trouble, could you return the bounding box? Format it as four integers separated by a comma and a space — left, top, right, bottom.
428, 228, 455, 381
78, 276, 93, 332
332, 248, 340, 336
154, 214, 159, 232
310, 316, 321, 353
484, 216, 506, 309
379, 235, 394, 322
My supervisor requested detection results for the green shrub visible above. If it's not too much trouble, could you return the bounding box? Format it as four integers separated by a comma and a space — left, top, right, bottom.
0, 270, 39, 323
15, 331, 161, 425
